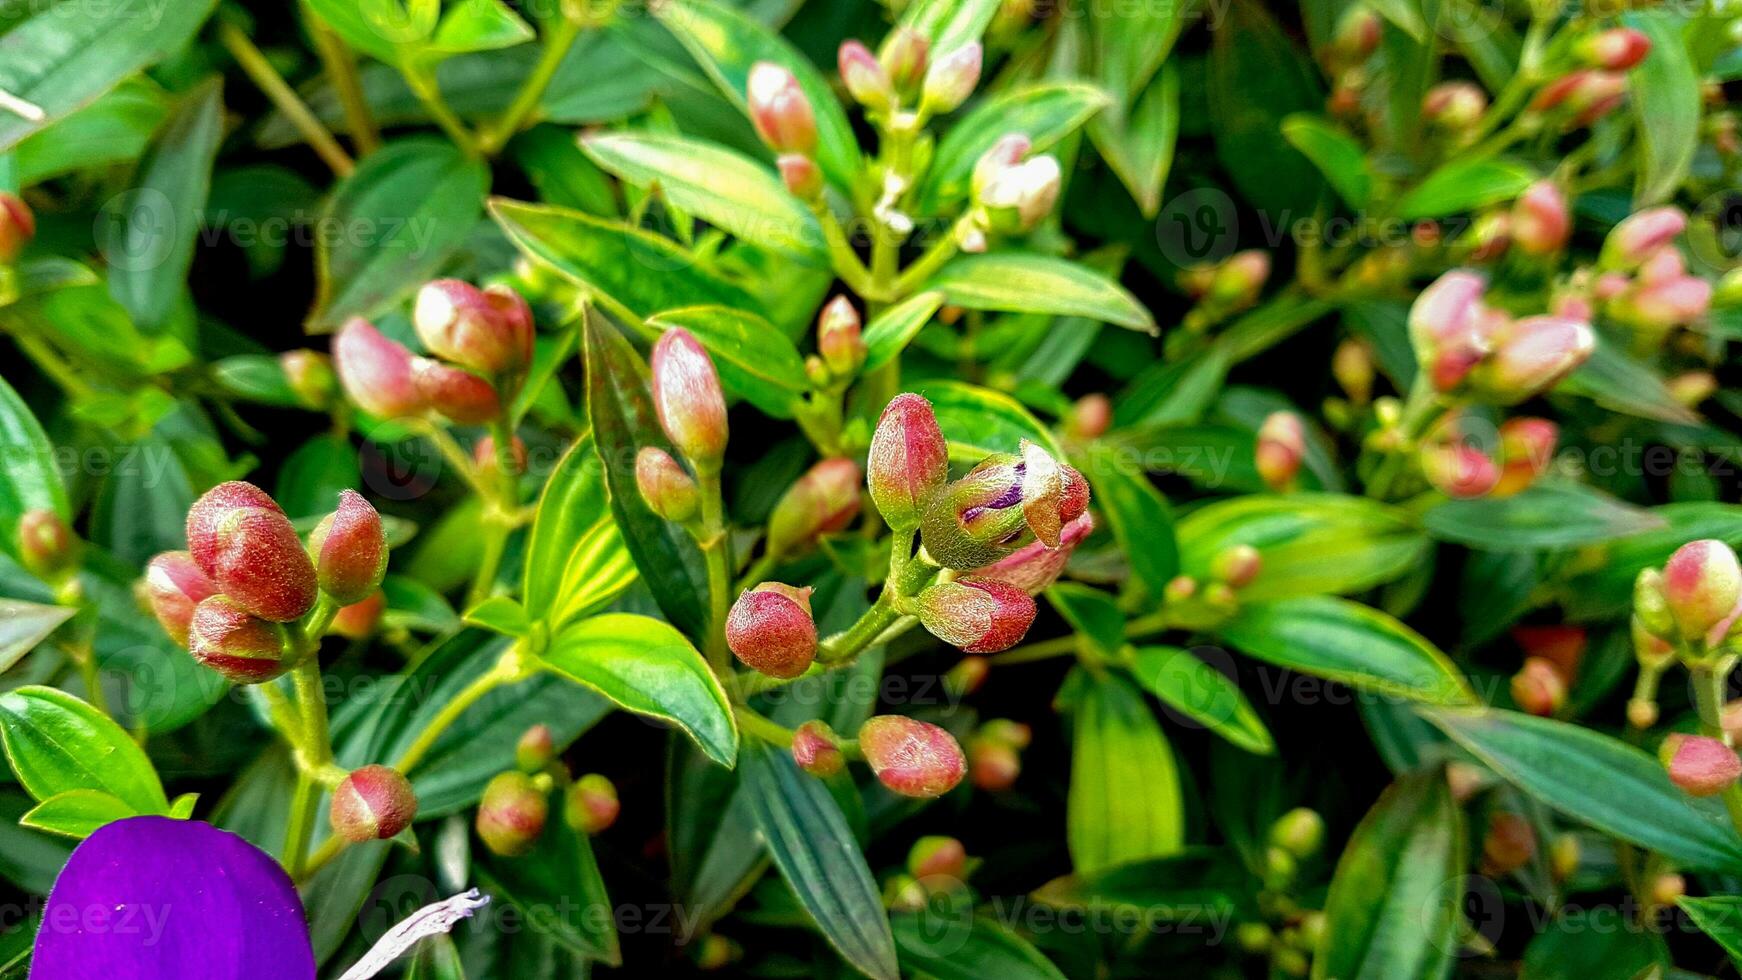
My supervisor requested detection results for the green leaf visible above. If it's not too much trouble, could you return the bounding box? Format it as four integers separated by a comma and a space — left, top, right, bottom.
651, 0, 859, 191
1207, 0, 1325, 217
890, 910, 1067, 980
541, 614, 737, 768
492, 197, 755, 329
305, 0, 432, 63
1281, 114, 1372, 208
1216, 597, 1474, 704
926, 253, 1156, 334
309, 137, 488, 331
0, 686, 169, 816
1127, 646, 1274, 755
0, 599, 74, 674
582, 314, 711, 637
1031, 849, 1245, 919
1561, 335, 1697, 424
1422, 481, 1665, 550
1067, 670, 1184, 873
522, 434, 637, 630
212, 354, 300, 407
1085, 461, 1180, 604
862, 291, 944, 372
474, 815, 620, 964
647, 306, 809, 418
18, 788, 134, 840
1046, 584, 1126, 657
406, 934, 466, 979
910, 379, 1061, 463
1625, 11, 1700, 206
739, 739, 898, 980
1678, 896, 1742, 968
1089, 64, 1180, 217
1395, 157, 1533, 219
1313, 771, 1464, 980
897, 0, 1003, 52
14, 78, 167, 184
1423, 707, 1742, 872
919, 82, 1111, 213
101, 78, 223, 332
1177, 494, 1429, 602
0, 376, 68, 554
427, 0, 534, 56
582, 132, 825, 262
275, 434, 361, 520
0, 0, 217, 150
1519, 915, 1665, 979
463, 596, 531, 636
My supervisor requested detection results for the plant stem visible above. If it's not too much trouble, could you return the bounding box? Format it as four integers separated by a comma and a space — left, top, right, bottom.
734, 705, 795, 747
467, 417, 523, 607
893, 214, 972, 295
307, 17, 379, 154
698, 473, 733, 676
987, 634, 1079, 666
217, 22, 354, 177
392, 643, 527, 774
1690, 663, 1742, 836
281, 597, 340, 877
401, 60, 481, 157
1366, 375, 1445, 501
479, 15, 584, 155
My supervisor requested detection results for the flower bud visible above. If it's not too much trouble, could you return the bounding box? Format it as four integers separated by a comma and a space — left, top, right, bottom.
1471, 315, 1595, 404
1269, 808, 1325, 859
943, 656, 989, 697
915, 578, 1037, 653
817, 296, 865, 376
280, 350, 336, 410
635, 447, 699, 523
921, 43, 981, 115
1651, 873, 1686, 907
1422, 81, 1487, 129
1511, 181, 1570, 256
330, 590, 385, 639
1533, 70, 1627, 125
907, 836, 967, 881
694, 934, 741, 971
1211, 544, 1263, 589
920, 445, 1086, 569
978, 154, 1062, 234
968, 736, 1021, 791
1329, 6, 1381, 64
186, 482, 317, 623
1510, 657, 1567, 717
879, 27, 930, 92
411, 357, 500, 424
858, 715, 966, 798
1512, 624, 1585, 679
1255, 412, 1306, 491
332, 318, 427, 420
564, 774, 619, 835
868, 394, 949, 533
306, 490, 388, 605
971, 134, 1031, 201
330, 765, 417, 842
1492, 417, 1558, 498
1661, 734, 1742, 797
1662, 539, 1742, 641
1602, 207, 1686, 269
1481, 812, 1536, 876
1617, 276, 1713, 330
777, 153, 823, 199
980, 719, 1032, 749
747, 62, 817, 155
651, 328, 728, 475
768, 458, 861, 555
839, 40, 895, 112
725, 582, 818, 679
1408, 270, 1492, 391
413, 279, 534, 377
1634, 568, 1677, 639
1550, 833, 1581, 881
1209, 250, 1271, 308
1632, 616, 1675, 672
0, 191, 35, 263
1578, 28, 1652, 71
473, 434, 528, 475
1236, 922, 1274, 955
1420, 441, 1499, 499
970, 513, 1094, 594
476, 771, 548, 856
143, 551, 219, 648
187, 595, 292, 684
18, 509, 76, 579
791, 719, 845, 777
516, 724, 555, 772
1067, 394, 1113, 440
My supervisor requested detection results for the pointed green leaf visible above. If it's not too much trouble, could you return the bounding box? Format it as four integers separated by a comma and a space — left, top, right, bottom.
1281, 114, 1372, 208
0, 600, 74, 674
0, 686, 168, 816
522, 434, 637, 630
1067, 671, 1184, 873
926, 253, 1156, 334
1128, 646, 1274, 755
862, 291, 944, 372
1423, 481, 1665, 550
890, 909, 1067, 980
1216, 597, 1474, 704
19, 788, 134, 840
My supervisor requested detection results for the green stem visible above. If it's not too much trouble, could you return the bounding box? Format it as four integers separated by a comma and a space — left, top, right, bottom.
284, 773, 319, 874
392, 644, 527, 774
735, 705, 795, 747
736, 551, 780, 593
1690, 663, 1742, 837
816, 206, 875, 296
479, 15, 585, 155
14, 333, 93, 398
281, 597, 340, 877
401, 60, 481, 157
467, 417, 522, 607
698, 474, 733, 676
218, 22, 354, 177
987, 634, 1079, 666
307, 16, 380, 154
1366, 375, 1445, 501
893, 214, 973, 296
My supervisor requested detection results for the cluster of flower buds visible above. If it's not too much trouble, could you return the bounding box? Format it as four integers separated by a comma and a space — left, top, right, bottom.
767, 458, 861, 556
747, 62, 823, 199
1635, 539, 1742, 654
725, 582, 817, 679
1419, 415, 1558, 500
475, 727, 618, 856
967, 719, 1030, 791
838, 30, 982, 123
330, 765, 418, 843
1407, 269, 1594, 402
1256, 412, 1306, 492
813, 296, 866, 381
917, 436, 1089, 574
858, 715, 967, 798
1661, 734, 1742, 797
279, 350, 337, 411
1181, 250, 1270, 331
1262, 806, 1325, 889
333, 279, 533, 424
966, 134, 1062, 243
145, 483, 386, 684
18, 509, 77, 582
1578, 208, 1712, 339
0, 191, 34, 264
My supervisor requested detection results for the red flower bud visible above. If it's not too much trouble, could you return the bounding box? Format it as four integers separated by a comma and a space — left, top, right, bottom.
516, 724, 555, 772
476, 771, 548, 856
907, 836, 967, 881
187, 595, 292, 684
1480, 811, 1536, 875
636, 447, 699, 523
915, 578, 1036, 653
1663, 539, 1742, 641
868, 394, 949, 533
1511, 181, 1569, 256
1617, 276, 1713, 330
473, 434, 528, 475
143, 551, 219, 648
1330, 6, 1380, 63
413, 279, 534, 377
726, 582, 817, 679
1471, 315, 1594, 404
1579, 28, 1652, 70
921, 43, 981, 115
768, 458, 861, 555
968, 736, 1020, 791
330, 590, 385, 639
1421, 441, 1499, 499
858, 715, 966, 798
1603, 207, 1686, 269
565, 773, 619, 835
879, 27, 930, 92
1255, 412, 1306, 491
747, 62, 817, 155
816, 296, 865, 377
330, 765, 417, 842
777, 154, 823, 199
791, 719, 845, 777
970, 512, 1094, 594
1211, 544, 1263, 589
1510, 657, 1567, 717
279, 350, 336, 410
332, 318, 426, 420
1491, 418, 1558, 497
306, 490, 388, 605
0, 192, 32, 263
1408, 270, 1492, 391
1067, 394, 1113, 440
839, 39, 895, 111
651, 328, 729, 474
186, 482, 317, 623
18, 509, 76, 579
411, 357, 500, 424
1422, 81, 1487, 128
1662, 734, 1742, 797
1512, 624, 1586, 679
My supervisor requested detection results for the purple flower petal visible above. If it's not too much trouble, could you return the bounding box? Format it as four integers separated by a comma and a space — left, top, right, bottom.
32, 816, 315, 980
